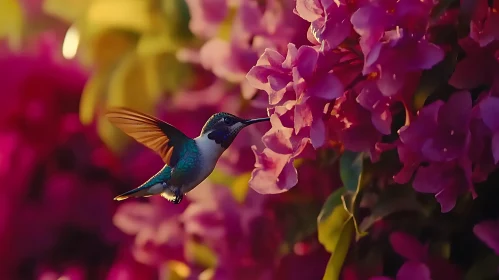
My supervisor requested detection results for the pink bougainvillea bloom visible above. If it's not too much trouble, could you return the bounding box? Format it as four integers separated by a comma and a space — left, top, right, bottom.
396, 91, 473, 171
371, 231, 461, 280
356, 81, 393, 135
351, 0, 436, 57
351, 0, 443, 97
469, 0, 499, 47
247, 43, 343, 148
477, 95, 499, 163
413, 160, 473, 213
249, 114, 311, 194
474, 219, 499, 255
184, 0, 228, 38
200, 38, 258, 83
449, 38, 499, 93
395, 91, 475, 212
294, 0, 352, 51
328, 90, 384, 160
113, 196, 188, 265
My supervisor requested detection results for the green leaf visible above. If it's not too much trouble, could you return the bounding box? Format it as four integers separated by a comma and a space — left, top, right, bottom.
318, 187, 345, 223
339, 150, 364, 193
339, 150, 367, 238
322, 217, 355, 280
318, 204, 351, 253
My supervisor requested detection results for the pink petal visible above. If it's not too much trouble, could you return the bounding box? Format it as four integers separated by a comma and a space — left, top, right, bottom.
282, 43, 298, 69
257, 48, 285, 67
438, 91, 472, 130
492, 131, 499, 164
113, 203, 155, 235
396, 261, 431, 280
449, 54, 488, 89
377, 66, 405, 96
389, 232, 427, 261
310, 118, 326, 148
246, 65, 274, 90
414, 41, 445, 70
249, 147, 298, 194
412, 164, 446, 193
262, 114, 294, 154
294, 95, 314, 134
317, 4, 352, 51
393, 145, 421, 184
473, 219, 499, 255
295, 46, 319, 79
479, 96, 499, 131
307, 72, 344, 100
295, 0, 323, 22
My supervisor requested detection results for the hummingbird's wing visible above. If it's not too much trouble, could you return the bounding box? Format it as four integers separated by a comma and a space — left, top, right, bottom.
105, 107, 191, 166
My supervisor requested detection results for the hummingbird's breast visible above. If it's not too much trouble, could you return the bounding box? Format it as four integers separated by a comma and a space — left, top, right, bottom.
180, 135, 225, 192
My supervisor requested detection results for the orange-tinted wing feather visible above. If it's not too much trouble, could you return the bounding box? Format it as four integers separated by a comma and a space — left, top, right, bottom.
105, 107, 190, 165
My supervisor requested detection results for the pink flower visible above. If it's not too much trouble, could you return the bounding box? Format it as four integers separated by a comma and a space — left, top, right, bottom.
395, 91, 476, 212
294, 0, 352, 52
113, 196, 188, 265
200, 38, 258, 83
247, 43, 344, 148
184, 0, 228, 39
469, 0, 499, 47
370, 231, 461, 280
477, 95, 499, 163
113, 180, 271, 278
449, 38, 499, 94
249, 114, 311, 194
327, 89, 385, 161
351, 0, 444, 97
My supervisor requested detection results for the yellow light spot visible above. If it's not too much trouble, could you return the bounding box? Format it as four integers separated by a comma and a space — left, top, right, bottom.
368, 72, 379, 80
62, 25, 80, 59
168, 261, 191, 278
386, 8, 395, 14
342, 118, 353, 128
199, 268, 215, 280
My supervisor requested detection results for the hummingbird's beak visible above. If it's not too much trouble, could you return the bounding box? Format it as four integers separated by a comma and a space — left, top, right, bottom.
242, 117, 270, 126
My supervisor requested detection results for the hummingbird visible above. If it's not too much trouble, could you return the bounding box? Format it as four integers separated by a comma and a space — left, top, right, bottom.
105, 107, 270, 204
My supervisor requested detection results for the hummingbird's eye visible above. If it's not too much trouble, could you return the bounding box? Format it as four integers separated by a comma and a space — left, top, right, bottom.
223, 117, 233, 125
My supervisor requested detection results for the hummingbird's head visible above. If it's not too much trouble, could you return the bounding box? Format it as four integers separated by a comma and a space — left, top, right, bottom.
200, 112, 270, 149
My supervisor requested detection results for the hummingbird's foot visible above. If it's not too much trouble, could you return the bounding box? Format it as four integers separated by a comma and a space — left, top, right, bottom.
172, 189, 183, 204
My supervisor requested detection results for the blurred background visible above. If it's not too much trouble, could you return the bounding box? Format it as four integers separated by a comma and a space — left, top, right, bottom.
0, 0, 336, 279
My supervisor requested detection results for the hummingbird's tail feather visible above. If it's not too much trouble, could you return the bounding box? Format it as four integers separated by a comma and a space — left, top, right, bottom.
113, 184, 160, 201
114, 165, 172, 201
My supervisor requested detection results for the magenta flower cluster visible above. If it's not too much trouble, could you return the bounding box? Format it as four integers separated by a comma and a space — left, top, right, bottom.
243, 0, 499, 215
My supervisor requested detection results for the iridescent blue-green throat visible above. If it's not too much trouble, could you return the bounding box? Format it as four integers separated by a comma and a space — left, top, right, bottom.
105, 108, 270, 204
